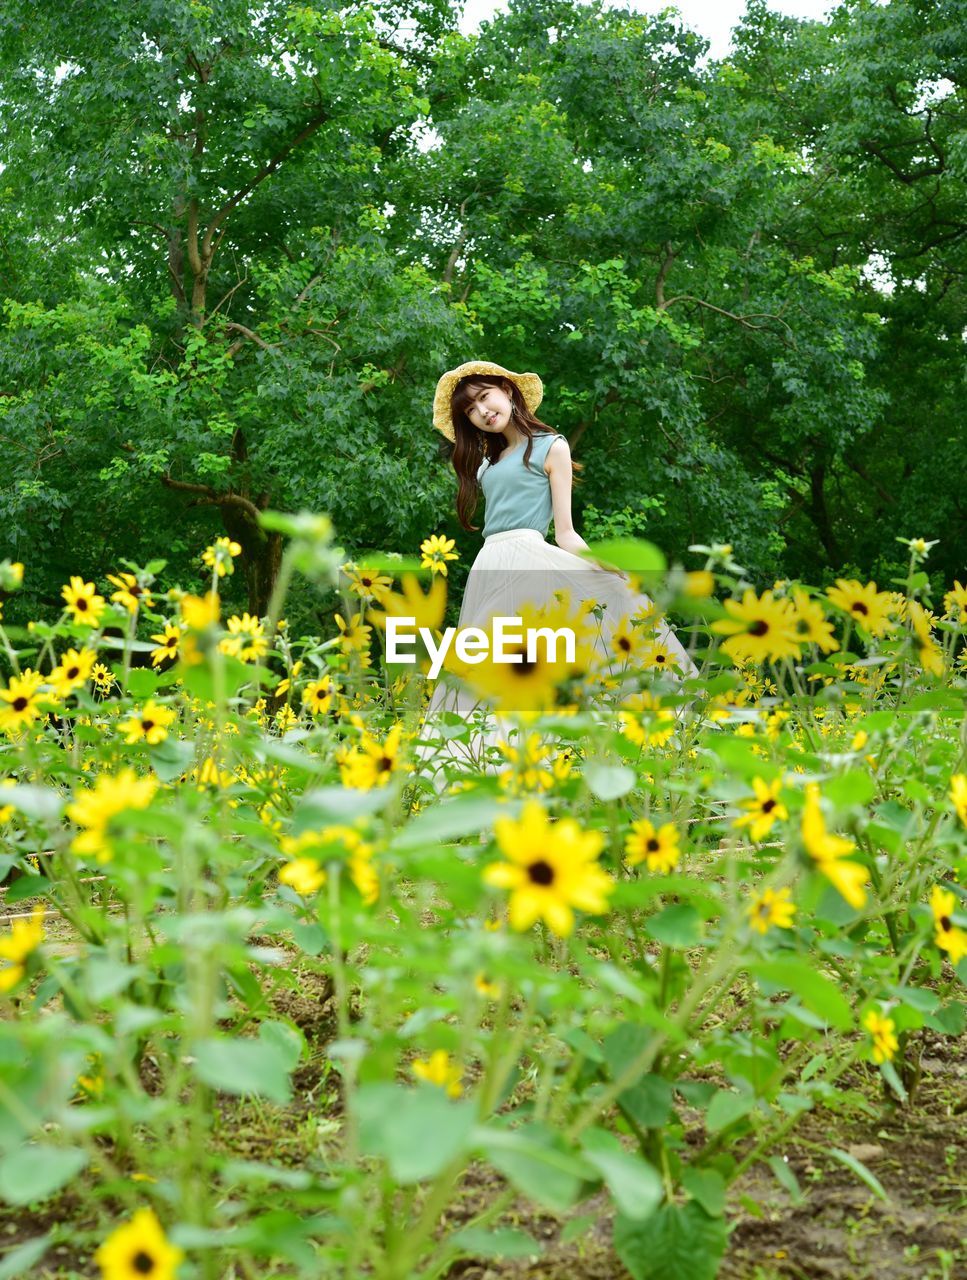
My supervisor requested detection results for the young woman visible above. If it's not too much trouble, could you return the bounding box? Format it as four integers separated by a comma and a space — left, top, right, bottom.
415, 359, 698, 783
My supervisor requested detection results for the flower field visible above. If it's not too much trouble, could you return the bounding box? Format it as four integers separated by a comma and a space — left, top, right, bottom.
0, 521, 965, 1280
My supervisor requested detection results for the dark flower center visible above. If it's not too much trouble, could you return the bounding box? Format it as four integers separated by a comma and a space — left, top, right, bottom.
66, 666, 80, 680
131, 1251, 155, 1275
142, 719, 155, 731
76, 598, 89, 611
655, 653, 666, 663
618, 637, 631, 652
761, 798, 776, 813
852, 602, 868, 616
508, 648, 537, 675
378, 755, 394, 772
527, 859, 555, 886
939, 915, 951, 932
749, 621, 769, 636
12, 696, 28, 712
646, 837, 660, 852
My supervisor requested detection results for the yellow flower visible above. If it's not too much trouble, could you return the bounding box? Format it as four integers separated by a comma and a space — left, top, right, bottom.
733, 777, 788, 842
850, 729, 868, 752
367, 572, 447, 634
618, 689, 677, 748
497, 733, 557, 794
338, 724, 409, 790
863, 1009, 899, 1064
0, 560, 24, 590
279, 857, 327, 897
334, 611, 373, 665
484, 800, 613, 936
825, 579, 895, 638
221, 613, 269, 663
609, 616, 648, 665
303, 675, 337, 717
107, 572, 154, 614
800, 783, 867, 909
349, 848, 379, 905
343, 565, 394, 604
0, 669, 46, 734
639, 640, 684, 672
942, 580, 967, 624
91, 663, 116, 693
0, 905, 44, 993
61, 576, 106, 627
684, 570, 715, 598
49, 648, 97, 699
419, 534, 459, 577
710, 589, 802, 665
789, 588, 839, 653
950, 775, 967, 827
929, 885, 967, 965
411, 1049, 463, 1097
474, 971, 501, 999
120, 700, 177, 746
201, 537, 242, 577
66, 768, 158, 863
625, 819, 681, 873
179, 592, 220, 629
95, 1207, 184, 1280
748, 886, 796, 934
150, 624, 183, 668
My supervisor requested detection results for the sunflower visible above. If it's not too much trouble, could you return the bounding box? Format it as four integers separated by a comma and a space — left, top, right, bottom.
48, 648, 97, 699
824, 579, 895, 638
639, 640, 683, 672
119, 700, 177, 746
710, 589, 802, 665
339, 724, 409, 790
789, 589, 839, 653
278, 857, 327, 897
343, 564, 394, 604
942, 580, 967, 624
497, 732, 557, 794
334, 610, 373, 666
302, 675, 338, 717
483, 800, 613, 936
61, 576, 106, 628
66, 768, 158, 863
412, 1049, 463, 1097
618, 689, 677, 748
420, 534, 460, 578
929, 885, 967, 965
609, 616, 648, 665
201, 536, 242, 578
150, 624, 183, 668
367, 572, 447, 635
221, 613, 269, 663
91, 663, 116, 693
179, 592, 220, 629
107, 572, 154, 614
0, 669, 46, 734
625, 818, 681, 873
862, 1009, 898, 1064
95, 1207, 184, 1280
950, 774, 967, 827
747, 886, 796, 935
733, 776, 788, 842
0, 904, 45, 993
800, 783, 867, 909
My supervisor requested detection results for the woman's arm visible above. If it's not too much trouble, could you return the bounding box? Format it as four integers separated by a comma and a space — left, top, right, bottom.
546, 437, 627, 577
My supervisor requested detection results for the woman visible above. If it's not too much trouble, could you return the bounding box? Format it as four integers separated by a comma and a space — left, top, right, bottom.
414, 359, 698, 785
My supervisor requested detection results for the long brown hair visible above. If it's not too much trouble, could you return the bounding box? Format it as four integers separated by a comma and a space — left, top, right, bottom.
447, 375, 583, 532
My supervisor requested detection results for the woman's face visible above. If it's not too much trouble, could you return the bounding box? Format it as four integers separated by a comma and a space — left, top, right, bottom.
463, 381, 515, 436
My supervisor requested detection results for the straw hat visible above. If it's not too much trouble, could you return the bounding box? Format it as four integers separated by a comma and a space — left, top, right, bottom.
432, 360, 543, 443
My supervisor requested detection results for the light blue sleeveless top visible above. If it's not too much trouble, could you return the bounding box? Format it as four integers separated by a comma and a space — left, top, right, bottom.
477, 432, 562, 539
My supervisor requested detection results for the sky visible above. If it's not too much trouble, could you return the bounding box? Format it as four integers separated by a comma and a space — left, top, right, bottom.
458, 0, 838, 59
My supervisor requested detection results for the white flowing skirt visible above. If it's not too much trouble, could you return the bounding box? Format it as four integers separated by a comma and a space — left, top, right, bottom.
412, 529, 699, 788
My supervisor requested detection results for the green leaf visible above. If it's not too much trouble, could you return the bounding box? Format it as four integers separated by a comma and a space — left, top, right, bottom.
646, 905, 703, 948
474, 1122, 597, 1213
450, 1227, 543, 1259
581, 1129, 663, 1220
193, 1035, 294, 1104
124, 666, 160, 699
585, 761, 636, 801
1, 785, 63, 821
705, 1089, 755, 1133
823, 770, 874, 808
613, 1201, 727, 1280
680, 1167, 725, 1217
828, 1147, 889, 1202
618, 1075, 675, 1129
582, 538, 667, 575
356, 1084, 475, 1184
390, 791, 500, 850
766, 1155, 804, 1204
0, 1234, 53, 1278
751, 958, 852, 1030
0, 1145, 88, 1205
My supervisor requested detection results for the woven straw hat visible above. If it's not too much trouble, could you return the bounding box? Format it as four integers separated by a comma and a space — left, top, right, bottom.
432, 360, 543, 443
